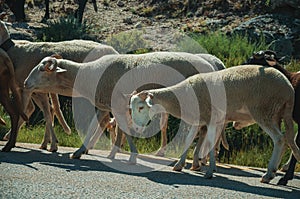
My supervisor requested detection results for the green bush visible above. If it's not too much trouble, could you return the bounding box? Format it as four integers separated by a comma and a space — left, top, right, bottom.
39, 16, 89, 42
106, 29, 151, 54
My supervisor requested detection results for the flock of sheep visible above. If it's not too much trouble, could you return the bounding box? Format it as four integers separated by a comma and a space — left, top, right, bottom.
0, 19, 299, 186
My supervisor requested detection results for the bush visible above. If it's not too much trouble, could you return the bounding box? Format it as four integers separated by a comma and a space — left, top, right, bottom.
38, 16, 89, 42
105, 29, 151, 54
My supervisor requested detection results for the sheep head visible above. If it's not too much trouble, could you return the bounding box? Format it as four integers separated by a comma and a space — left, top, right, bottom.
244, 50, 285, 67
39, 55, 66, 73
129, 91, 153, 132
24, 56, 67, 92
129, 91, 166, 133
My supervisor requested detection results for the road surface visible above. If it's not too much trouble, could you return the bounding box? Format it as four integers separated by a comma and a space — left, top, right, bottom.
0, 141, 299, 198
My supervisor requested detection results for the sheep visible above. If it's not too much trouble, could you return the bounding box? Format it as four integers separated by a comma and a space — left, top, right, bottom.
129, 64, 300, 183
43, 0, 98, 23
0, 47, 29, 146
5, 0, 97, 23
24, 51, 224, 163
0, 20, 118, 152
156, 53, 227, 157
244, 50, 300, 185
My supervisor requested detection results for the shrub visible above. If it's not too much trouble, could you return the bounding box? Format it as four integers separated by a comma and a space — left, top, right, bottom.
38, 16, 89, 42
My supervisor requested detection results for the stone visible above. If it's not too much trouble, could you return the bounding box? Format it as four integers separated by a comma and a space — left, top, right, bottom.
117, 0, 125, 7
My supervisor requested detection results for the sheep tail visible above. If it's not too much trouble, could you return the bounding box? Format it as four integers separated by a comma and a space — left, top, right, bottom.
221, 130, 229, 150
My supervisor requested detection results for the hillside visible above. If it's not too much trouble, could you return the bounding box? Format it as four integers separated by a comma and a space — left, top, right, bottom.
0, 0, 298, 58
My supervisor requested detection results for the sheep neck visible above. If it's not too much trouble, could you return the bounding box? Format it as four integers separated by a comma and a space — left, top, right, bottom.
273, 64, 292, 81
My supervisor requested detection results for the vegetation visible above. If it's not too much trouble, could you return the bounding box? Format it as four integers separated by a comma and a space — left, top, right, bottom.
0, 16, 299, 171
38, 16, 89, 42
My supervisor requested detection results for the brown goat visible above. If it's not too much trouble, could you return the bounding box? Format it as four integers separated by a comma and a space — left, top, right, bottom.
245, 50, 299, 185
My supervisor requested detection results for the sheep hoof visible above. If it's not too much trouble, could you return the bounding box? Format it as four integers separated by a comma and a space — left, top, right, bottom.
190, 165, 201, 171
48, 147, 58, 152
2, 133, 9, 141
107, 154, 115, 159
70, 152, 82, 159
155, 149, 165, 157
173, 164, 183, 172
84, 150, 89, 154
280, 164, 289, 172
261, 172, 275, 183
1, 144, 14, 152
204, 171, 213, 179
64, 127, 72, 135
129, 154, 137, 165
277, 178, 288, 186
39, 145, 47, 150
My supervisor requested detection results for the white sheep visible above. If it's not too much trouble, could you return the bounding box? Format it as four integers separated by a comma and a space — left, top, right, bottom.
129, 65, 300, 183
0, 20, 118, 152
24, 51, 223, 163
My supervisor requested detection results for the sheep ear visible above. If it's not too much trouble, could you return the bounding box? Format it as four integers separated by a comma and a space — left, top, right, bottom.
56, 67, 67, 73
44, 60, 56, 72
51, 54, 63, 59
147, 92, 154, 99
123, 90, 137, 101
145, 96, 153, 108
266, 59, 277, 66
138, 91, 148, 101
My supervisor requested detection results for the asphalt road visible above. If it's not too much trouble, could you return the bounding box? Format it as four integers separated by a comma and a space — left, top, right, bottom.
0, 141, 299, 199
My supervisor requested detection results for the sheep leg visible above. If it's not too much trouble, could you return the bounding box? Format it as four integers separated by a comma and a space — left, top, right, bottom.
280, 153, 291, 172
156, 113, 168, 157
126, 132, 138, 164
42, 0, 50, 22
50, 94, 71, 135
75, 0, 88, 23
258, 122, 285, 183
0, 87, 20, 152
108, 125, 122, 160
204, 124, 223, 179
3, 89, 35, 141
191, 126, 207, 171
108, 111, 138, 164
32, 93, 58, 152
70, 111, 109, 159
85, 112, 111, 151
278, 125, 300, 185
282, 106, 300, 162
173, 125, 198, 171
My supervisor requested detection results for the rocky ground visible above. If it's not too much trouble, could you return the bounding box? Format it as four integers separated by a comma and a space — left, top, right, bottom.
0, 0, 299, 57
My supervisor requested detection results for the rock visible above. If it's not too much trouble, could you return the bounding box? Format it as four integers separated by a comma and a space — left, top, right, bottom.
270, 0, 300, 9
269, 38, 294, 59
270, 0, 300, 17
231, 14, 299, 58
134, 22, 143, 28
117, 0, 125, 7
123, 17, 133, 24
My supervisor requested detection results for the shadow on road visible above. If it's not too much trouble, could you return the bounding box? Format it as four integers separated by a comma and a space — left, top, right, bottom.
0, 142, 299, 198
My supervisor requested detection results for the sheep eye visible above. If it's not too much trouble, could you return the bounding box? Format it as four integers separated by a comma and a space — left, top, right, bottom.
138, 106, 144, 112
